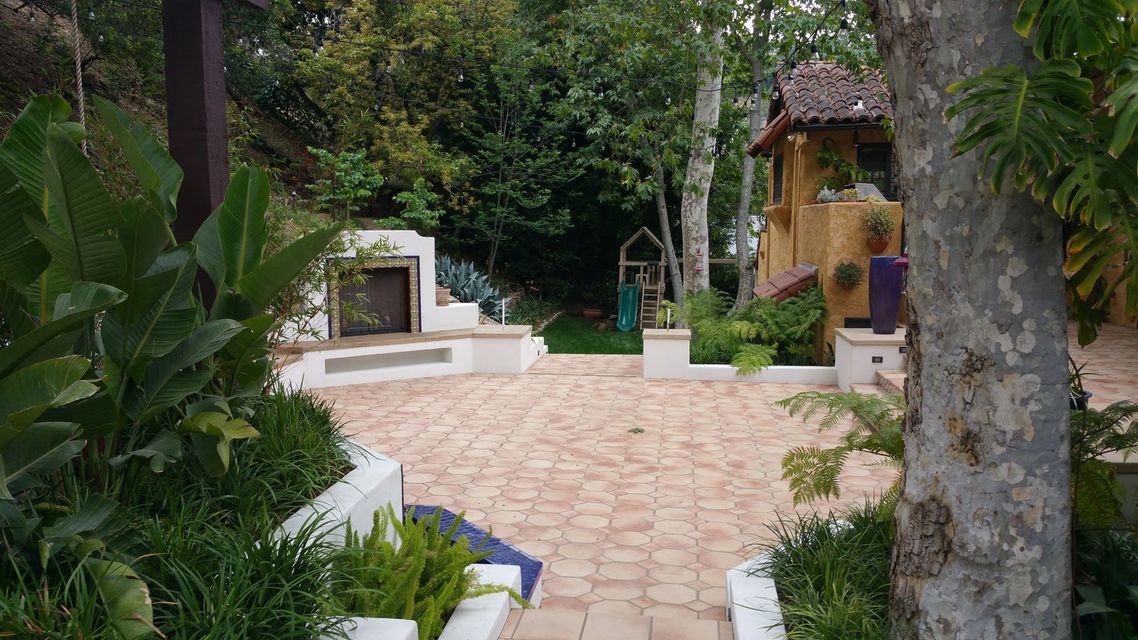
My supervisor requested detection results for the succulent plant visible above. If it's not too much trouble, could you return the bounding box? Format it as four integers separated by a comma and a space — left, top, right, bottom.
435, 255, 503, 317
816, 186, 841, 203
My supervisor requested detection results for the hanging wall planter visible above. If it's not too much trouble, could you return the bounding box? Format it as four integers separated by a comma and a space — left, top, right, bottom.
868, 256, 903, 334
866, 236, 891, 254
863, 206, 897, 255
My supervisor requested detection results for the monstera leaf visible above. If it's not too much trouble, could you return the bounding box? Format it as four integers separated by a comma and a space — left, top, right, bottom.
946, 60, 1093, 193
1014, 0, 1133, 59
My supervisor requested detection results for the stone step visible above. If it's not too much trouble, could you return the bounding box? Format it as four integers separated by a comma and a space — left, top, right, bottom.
849, 383, 885, 396
875, 369, 906, 394
501, 609, 733, 640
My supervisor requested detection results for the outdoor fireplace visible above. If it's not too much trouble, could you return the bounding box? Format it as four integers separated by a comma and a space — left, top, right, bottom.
332, 258, 421, 337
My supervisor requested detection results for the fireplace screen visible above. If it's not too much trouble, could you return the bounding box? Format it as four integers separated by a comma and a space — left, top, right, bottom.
338, 265, 414, 336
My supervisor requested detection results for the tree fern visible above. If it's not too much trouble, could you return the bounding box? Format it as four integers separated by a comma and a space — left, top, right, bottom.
682, 287, 827, 371
775, 391, 905, 506
778, 390, 1138, 523
1071, 401, 1138, 526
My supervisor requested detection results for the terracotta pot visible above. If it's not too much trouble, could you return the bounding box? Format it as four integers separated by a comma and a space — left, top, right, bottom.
435, 286, 451, 306
582, 308, 603, 320
866, 235, 891, 254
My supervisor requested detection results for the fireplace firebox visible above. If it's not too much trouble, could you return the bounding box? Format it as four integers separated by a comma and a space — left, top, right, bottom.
332, 257, 420, 337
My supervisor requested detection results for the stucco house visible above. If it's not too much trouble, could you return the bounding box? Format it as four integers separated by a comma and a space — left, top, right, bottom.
747, 62, 1135, 349
747, 62, 904, 354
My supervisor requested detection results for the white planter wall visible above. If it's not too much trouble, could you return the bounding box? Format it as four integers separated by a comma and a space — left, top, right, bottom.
279, 442, 403, 546
727, 557, 787, 640
287, 443, 527, 640
642, 329, 838, 385
833, 328, 907, 391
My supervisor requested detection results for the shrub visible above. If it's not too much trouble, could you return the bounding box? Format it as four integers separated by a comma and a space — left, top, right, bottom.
127, 388, 353, 529
1074, 528, 1138, 637
833, 261, 865, 289
139, 508, 349, 639
682, 287, 827, 371
335, 506, 526, 640
862, 206, 896, 240
756, 499, 893, 640
507, 293, 559, 327
0, 95, 343, 636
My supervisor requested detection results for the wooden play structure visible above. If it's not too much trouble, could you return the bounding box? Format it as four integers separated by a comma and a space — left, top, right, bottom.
617, 227, 668, 330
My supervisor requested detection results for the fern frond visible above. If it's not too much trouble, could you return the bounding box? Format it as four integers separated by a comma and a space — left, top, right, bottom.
782, 445, 852, 505
732, 343, 777, 375
774, 390, 903, 434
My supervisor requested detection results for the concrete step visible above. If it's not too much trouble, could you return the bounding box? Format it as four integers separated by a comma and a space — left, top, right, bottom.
501, 609, 733, 640
849, 383, 885, 396
875, 369, 906, 394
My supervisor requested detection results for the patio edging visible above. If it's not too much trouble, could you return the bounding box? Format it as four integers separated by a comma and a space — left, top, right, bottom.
727, 556, 787, 640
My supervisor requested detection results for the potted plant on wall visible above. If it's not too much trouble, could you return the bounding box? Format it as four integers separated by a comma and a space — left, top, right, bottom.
833, 261, 865, 290
863, 205, 896, 254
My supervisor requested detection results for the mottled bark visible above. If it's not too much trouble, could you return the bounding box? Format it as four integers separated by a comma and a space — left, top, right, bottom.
733, 0, 771, 310
655, 164, 684, 302
680, 22, 723, 294
868, 2, 1072, 638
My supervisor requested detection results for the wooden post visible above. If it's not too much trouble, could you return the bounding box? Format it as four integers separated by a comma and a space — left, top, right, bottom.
162, 0, 229, 244
161, 0, 264, 299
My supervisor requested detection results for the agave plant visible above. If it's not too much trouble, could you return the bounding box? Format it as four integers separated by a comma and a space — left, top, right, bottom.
0, 95, 343, 637
435, 254, 502, 317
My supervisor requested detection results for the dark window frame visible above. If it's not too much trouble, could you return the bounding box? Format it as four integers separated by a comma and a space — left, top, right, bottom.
771, 154, 784, 204
856, 143, 896, 201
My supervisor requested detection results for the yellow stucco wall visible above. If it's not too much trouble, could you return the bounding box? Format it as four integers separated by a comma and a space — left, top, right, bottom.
753, 127, 900, 359
795, 202, 904, 354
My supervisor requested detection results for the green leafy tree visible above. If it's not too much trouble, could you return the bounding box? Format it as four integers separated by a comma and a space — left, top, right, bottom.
306, 146, 384, 220
461, 43, 578, 277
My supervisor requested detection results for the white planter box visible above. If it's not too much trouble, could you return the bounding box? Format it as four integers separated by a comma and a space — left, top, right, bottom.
643, 329, 838, 385
340, 564, 523, 640
727, 556, 787, 640
279, 442, 404, 546
285, 441, 525, 640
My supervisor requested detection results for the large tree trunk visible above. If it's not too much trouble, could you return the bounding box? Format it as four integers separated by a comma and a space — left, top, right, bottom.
869, 2, 1072, 638
733, 0, 771, 310
679, 21, 723, 295
655, 164, 684, 304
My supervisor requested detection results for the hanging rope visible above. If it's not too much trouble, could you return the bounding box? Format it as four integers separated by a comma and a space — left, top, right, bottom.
68, 0, 88, 154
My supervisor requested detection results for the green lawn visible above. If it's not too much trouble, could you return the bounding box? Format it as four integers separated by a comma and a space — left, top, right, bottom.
537, 314, 643, 354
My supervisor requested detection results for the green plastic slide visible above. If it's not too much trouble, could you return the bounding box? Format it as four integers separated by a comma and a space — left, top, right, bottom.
616, 283, 640, 332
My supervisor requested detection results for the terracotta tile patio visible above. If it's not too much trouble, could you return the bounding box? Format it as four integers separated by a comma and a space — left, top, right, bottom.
320, 358, 896, 622
1070, 323, 1138, 408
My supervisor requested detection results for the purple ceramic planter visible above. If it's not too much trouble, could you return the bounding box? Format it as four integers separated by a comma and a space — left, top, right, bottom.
869, 256, 903, 334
